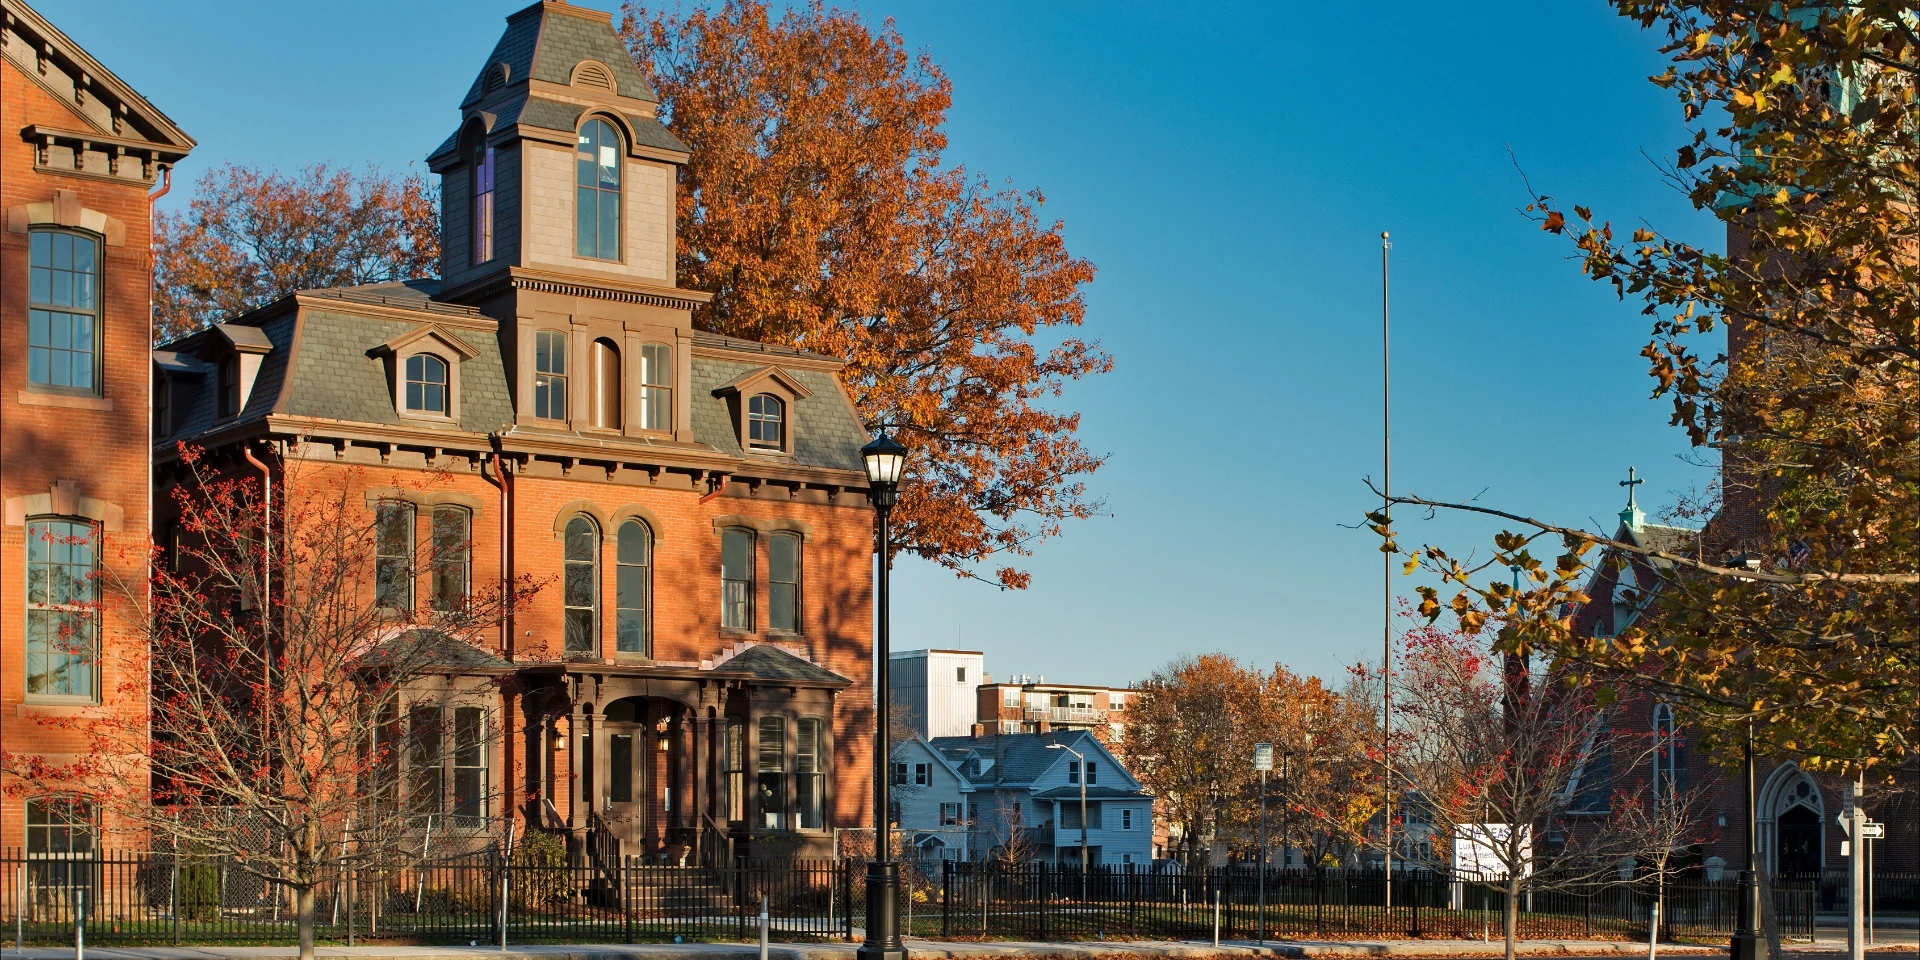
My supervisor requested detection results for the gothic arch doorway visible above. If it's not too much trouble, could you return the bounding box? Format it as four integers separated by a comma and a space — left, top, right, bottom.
1758, 764, 1824, 879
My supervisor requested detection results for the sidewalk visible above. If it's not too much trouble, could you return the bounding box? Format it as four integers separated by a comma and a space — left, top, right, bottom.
0, 940, 1729, 960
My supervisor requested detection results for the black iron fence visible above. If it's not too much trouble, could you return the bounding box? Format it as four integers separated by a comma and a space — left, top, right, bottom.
0, 851, 1815, 947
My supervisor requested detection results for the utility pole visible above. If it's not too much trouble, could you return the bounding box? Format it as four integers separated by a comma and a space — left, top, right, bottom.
1380, 229, 1394, 910
1847, 778, 1865, 960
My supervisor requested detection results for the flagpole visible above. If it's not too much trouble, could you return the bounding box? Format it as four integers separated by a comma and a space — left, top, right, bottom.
1381, 230, 1393, 908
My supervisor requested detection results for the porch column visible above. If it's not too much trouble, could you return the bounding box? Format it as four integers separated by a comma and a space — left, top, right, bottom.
677, 713, 696, 834
590, 705, 610, 818
692, 713, 711, 831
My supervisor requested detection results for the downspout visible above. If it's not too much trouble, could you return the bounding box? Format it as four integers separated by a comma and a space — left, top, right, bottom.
484, 436, 518, 833
243, 443, 272, 747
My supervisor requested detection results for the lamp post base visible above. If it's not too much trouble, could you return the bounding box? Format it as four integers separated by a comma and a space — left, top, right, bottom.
858, 860, 908, 960
1729, 868, 1762, 960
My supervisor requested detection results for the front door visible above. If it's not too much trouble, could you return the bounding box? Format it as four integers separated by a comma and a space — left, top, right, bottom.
604, 724, 646, 853
1776, 805, 1822, 879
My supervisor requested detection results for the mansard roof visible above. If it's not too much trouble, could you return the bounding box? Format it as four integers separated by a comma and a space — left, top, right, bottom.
2, 0, 194, 159
154, 282, 870, 479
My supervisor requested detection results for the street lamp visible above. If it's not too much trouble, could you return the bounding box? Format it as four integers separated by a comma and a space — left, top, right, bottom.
1254, 742, 1274, 944
1047, 742, 1091, 905
1726, 549, 1762, 960
860, 431, 908, 960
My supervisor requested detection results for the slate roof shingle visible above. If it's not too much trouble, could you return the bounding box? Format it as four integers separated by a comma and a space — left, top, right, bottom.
712, 643, 850, 686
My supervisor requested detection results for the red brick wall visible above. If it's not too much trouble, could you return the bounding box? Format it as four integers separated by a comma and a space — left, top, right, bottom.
0, 57, 161, 850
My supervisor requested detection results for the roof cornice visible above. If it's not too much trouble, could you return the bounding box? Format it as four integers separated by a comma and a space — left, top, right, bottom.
1, 0, 194, 150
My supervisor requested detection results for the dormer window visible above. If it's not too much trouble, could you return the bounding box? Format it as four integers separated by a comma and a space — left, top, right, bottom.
405, 354, 450, 416
217, 356, 239, 418
575, 118, 622, 261
748, 394, 784, 450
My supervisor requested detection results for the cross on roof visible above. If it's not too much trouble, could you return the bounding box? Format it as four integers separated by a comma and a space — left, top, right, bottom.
1620, 466, 1644, 511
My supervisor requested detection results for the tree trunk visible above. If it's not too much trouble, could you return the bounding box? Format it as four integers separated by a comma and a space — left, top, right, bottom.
1758, 867, 1782, 960
296, 884, 316, 960
1504, 875, 1521, 960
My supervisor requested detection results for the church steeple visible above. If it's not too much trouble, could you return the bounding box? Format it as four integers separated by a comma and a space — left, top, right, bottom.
1618, 466, 1646, 533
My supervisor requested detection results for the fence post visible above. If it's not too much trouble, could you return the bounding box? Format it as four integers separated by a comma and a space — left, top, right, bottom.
622, 856, 633, 944
941, 860, 951, 940
171, 849, 181, 946
1038, 863, 1048, 942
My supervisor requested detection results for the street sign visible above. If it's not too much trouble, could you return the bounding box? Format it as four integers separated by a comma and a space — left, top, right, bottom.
1860, 822, 1885, 839
1253, 742, 1273, 772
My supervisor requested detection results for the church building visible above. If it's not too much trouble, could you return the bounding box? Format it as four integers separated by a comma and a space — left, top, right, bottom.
152, 0, 879, 862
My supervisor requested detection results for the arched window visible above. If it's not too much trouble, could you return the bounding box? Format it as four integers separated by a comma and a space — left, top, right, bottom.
374, 501, 415, 612
769, 532, 801, 632
27, 229, 99, 392
471, 138, 495, 265
639, 342, 672, 431
747, 394, 784, 450
721, 527, 754, 629
1652, 703, 1682, 807
616, 519, 651, 655
430, 505, 472, 611
405, 354, 450, 415
25, 518, 96, 698
589, 337, 621, 430
575, 118, 622, 260
563, 515, 599, 653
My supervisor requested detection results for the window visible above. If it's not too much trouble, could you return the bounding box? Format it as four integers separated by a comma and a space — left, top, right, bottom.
747, 394, 784, 450
1122, 808, 1134, 830
374, 501, 415, 611
890, 762, 908, 786
1086, 761, 1098, 785
941, 802, 961, 826
1062, 802, 1102, 830
26, 519, 96, 698
609, 733, 633, 804
724, 720, 747, 822
25, 797, 93, 896
217, 355, 240, 417
452, 706, 487, 821
797, 718, 824, 830
640, 342, 672, 430
155, 373, 172, 438
1570, 716, 1614, 815
1653, 704, 1684, 808
563, 515, 598, 654
575, 118, 621, 260
957, 666, 967, 683
758, 715, 786, 830
1002, 688, 1020, 707
408, 706, 444, 814
588, 338, 620, 430
430, 506, 471, 611
1068, 761, 1079, 785
769, 532, 801, 632
914, 763, 930, 786
471, 141, 495, 265
721, 528, 754, 629
534, 330, 567, 420
615, 519, 651, 655
405, 354, 450, 415
28, 230, 98, 391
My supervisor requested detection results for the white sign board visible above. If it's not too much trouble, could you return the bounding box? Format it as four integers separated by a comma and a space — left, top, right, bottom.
1860, 822, 1886, 839
1453, 824, 1532, 881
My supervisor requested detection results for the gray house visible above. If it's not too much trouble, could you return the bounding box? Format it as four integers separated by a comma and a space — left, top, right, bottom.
889, 729, 1153, 867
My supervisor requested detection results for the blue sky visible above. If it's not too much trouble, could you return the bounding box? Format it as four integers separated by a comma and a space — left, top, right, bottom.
38, 0, 1721, 687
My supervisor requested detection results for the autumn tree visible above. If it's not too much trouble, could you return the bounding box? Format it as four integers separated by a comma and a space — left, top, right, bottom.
14, 448, 530, 960
1369, 621, 1681, 960
1377, 1, 1920, 778
621, 0, 1106, 588
153, 163, 438, 342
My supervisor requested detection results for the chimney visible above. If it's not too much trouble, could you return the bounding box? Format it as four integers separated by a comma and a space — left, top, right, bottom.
970, 723, 985, 739
1037, 720, 1052, 734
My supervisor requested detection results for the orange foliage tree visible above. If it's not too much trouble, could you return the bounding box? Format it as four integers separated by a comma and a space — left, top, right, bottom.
153, 163, 439, 343
622, 0, 1108, 587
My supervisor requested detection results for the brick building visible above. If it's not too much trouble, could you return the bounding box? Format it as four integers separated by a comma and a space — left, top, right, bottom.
152, 1, 878, 862
0, 0, 193, 852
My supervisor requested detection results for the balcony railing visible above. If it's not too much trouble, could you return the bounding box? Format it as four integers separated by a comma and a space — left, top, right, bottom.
1023, 706, 1108, 724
